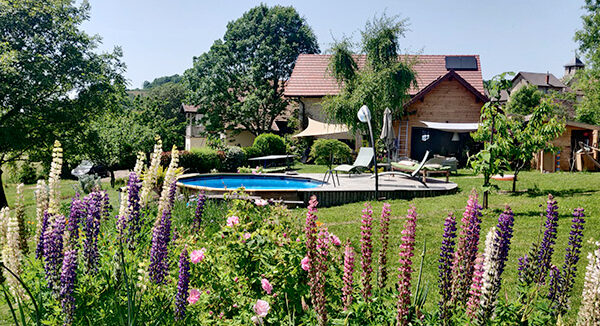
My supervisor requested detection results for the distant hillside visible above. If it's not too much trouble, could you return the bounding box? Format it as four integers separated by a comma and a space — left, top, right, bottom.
143, 74, 183, 89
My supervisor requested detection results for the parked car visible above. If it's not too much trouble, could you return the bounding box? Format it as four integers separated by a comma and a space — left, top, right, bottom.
71, 160, 109, 178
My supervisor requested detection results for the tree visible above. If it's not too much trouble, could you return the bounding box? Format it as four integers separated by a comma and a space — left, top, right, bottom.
0, 0, 125, 207
506, 84, 542, 115
322, 14, 417, 136
142, 74, 183, 89
184, 4, 319, 136
504, 100, 565, 192
574, 0, 600, 125
132, 82, 187, 150
470, 73, 513, 209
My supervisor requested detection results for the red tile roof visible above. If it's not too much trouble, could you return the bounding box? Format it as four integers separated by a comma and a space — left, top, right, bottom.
283, 54, 485, 97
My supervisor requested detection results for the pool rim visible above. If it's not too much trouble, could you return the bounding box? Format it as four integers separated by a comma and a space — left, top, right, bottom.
176, 173, 325, 192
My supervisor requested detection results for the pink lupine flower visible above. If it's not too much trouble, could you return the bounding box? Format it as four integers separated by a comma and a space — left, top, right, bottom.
396, 205, 418, 326
261, 278, 273, 294
190, 248, 206, 263
466, 254, 485, 319
187, 289, 200, 304
254, 199, 268, 206
253, 299, 270, 317
314, 227, 330, 325
342, 239, 355, 310
378, 203, 392, 289
301, 256, 310, 271
226, 216, 240, 227
330, 233, 341, 246
360, 202, 374, 299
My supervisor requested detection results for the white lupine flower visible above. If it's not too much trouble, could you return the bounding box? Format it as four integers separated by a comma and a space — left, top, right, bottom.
47, 140, 63, 216
0, 207, 10, 246
133, 151, 146, 176
34, 179, 49, 244
156, 145, 179, 219
577, 242, 600, 326
2, 208, 26, 300
140, 136, 163, 207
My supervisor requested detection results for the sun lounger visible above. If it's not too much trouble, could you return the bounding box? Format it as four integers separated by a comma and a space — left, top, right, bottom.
330, 147, 374, 184
388, 151, 451, 184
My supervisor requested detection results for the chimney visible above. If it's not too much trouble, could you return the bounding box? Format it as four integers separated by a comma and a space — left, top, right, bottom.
546, 72, 550, 85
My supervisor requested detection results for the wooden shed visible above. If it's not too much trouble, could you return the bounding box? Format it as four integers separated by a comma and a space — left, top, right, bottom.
534, 120, 600, 172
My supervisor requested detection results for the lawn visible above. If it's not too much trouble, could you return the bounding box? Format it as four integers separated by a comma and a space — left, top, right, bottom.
291, 169, 600, 322
2, 168, 598, 323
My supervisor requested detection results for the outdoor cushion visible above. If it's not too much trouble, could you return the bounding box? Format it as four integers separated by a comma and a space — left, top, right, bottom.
397, 160, 416, 166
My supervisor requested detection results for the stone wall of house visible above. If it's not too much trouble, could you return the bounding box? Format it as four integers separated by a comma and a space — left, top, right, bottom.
394, 78, 484, 157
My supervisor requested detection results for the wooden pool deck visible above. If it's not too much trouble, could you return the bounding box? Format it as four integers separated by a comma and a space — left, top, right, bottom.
178, 172, 457, 208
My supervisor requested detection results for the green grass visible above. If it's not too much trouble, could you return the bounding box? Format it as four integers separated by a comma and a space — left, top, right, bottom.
292, 169, 600, 322
3, 169, 598, 323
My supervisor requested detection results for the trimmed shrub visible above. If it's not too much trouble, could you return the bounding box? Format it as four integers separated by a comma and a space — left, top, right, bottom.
309, 139, 353, 166
17, 163, 38, 184
252, 133, 286, 156
243, 145, 262, 159
161, 148, 222, 173
223, 146, 247, 172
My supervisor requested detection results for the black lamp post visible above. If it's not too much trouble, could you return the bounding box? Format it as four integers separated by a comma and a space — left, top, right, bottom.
358, 105, 378, 200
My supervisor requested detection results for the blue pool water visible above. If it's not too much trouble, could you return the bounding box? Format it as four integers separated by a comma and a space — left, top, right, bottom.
180, 175, 323, 190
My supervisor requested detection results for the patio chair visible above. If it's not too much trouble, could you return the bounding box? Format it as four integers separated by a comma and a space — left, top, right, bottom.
375, 151, 433, 186
332, 147, 374, 181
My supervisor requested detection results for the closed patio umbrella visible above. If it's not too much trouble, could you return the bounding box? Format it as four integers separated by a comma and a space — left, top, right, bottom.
380, 107, 394, 165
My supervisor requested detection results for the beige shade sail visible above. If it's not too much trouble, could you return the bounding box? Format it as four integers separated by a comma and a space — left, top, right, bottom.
292, 118, 352, 139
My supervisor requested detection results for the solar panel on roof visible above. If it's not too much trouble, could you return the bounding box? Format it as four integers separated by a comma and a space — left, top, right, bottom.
445, 56, 477, 71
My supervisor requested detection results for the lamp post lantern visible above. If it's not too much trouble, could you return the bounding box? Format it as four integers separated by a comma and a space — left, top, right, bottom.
358, 105, 379, 200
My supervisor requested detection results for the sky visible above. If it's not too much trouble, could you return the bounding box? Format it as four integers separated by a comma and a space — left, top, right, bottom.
81, 0, 587, 89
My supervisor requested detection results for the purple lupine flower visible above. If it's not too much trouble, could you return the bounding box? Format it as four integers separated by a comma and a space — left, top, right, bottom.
314, 228, 330, 326
148, 181, 177, 284
193, 191, 206, 231
552, 208, 585, 314
475, 207, 515, 324
60, 249, 78, 326
378, 203, 392, 289
360, 202, 374, 300
36, 211, 50, 259
342, 239, 355, 311
547, 264, 561, 303
126, 172, 142, 251
67, 197, 85, 249
451, 191, 483, 304
175, 248, 190, 320
44, 214, 66, 296
304, 196, 319, 305
396, 205, 418, 326
82, 192, 103, 273
438, 212, 457, 323
518, 254, 531, 284
535, 194, 559, 284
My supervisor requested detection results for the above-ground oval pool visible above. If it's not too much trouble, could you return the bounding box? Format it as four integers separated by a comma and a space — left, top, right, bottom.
179, 174, 323, 190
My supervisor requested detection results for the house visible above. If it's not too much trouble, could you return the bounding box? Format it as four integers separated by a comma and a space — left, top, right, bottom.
284, 54, 487, 164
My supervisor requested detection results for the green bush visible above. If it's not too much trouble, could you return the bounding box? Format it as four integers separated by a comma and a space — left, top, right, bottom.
17, 163, 38, 184
223, 146, 247, 172
252, 133, 286, 156
309, 139, 352, 166
243, 145, 262, 159
161, 148, 223, 173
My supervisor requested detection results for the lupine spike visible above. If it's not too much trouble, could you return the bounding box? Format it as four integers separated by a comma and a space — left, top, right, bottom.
577, 241, 600, 325
378, 203, 391, 289
360, 202, 374, 300
193, 191, 206, 231
43, 214, 66, 296
314, 228, 330, 326
304, 196, 319, 307
438, 212, 457, 324
60, 249, 78, 326
535, 194, 559, 284
342, 239, 355, 311
396, 205, 417, 326
175, 248, 190, 320
148, 181, 177, 284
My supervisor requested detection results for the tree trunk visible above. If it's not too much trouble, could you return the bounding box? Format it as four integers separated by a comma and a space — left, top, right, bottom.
512, 171, 519, 193
0, 169, 8, 208
483, 172, 489, 209
110, 170, 115, 188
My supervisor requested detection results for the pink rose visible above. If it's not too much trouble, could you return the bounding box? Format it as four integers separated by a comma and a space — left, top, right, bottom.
261, 278, 273, 294
187, 289, 200, 305
253, 299, 270, 317
234, 276, 239, 282
254, 198, 268, 206
329, 234, 341, 246
301, 256, 310, 271
190, 248, 206, 263
244, 232, 252, 240
226, 216, 240, 227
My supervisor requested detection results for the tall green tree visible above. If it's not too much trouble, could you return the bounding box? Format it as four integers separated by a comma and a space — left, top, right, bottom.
574, 0, 600, 124
184, 4, 319, 136
322, 14, 417, 135
0, 0, 125, 207
506, 84, 542, 115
